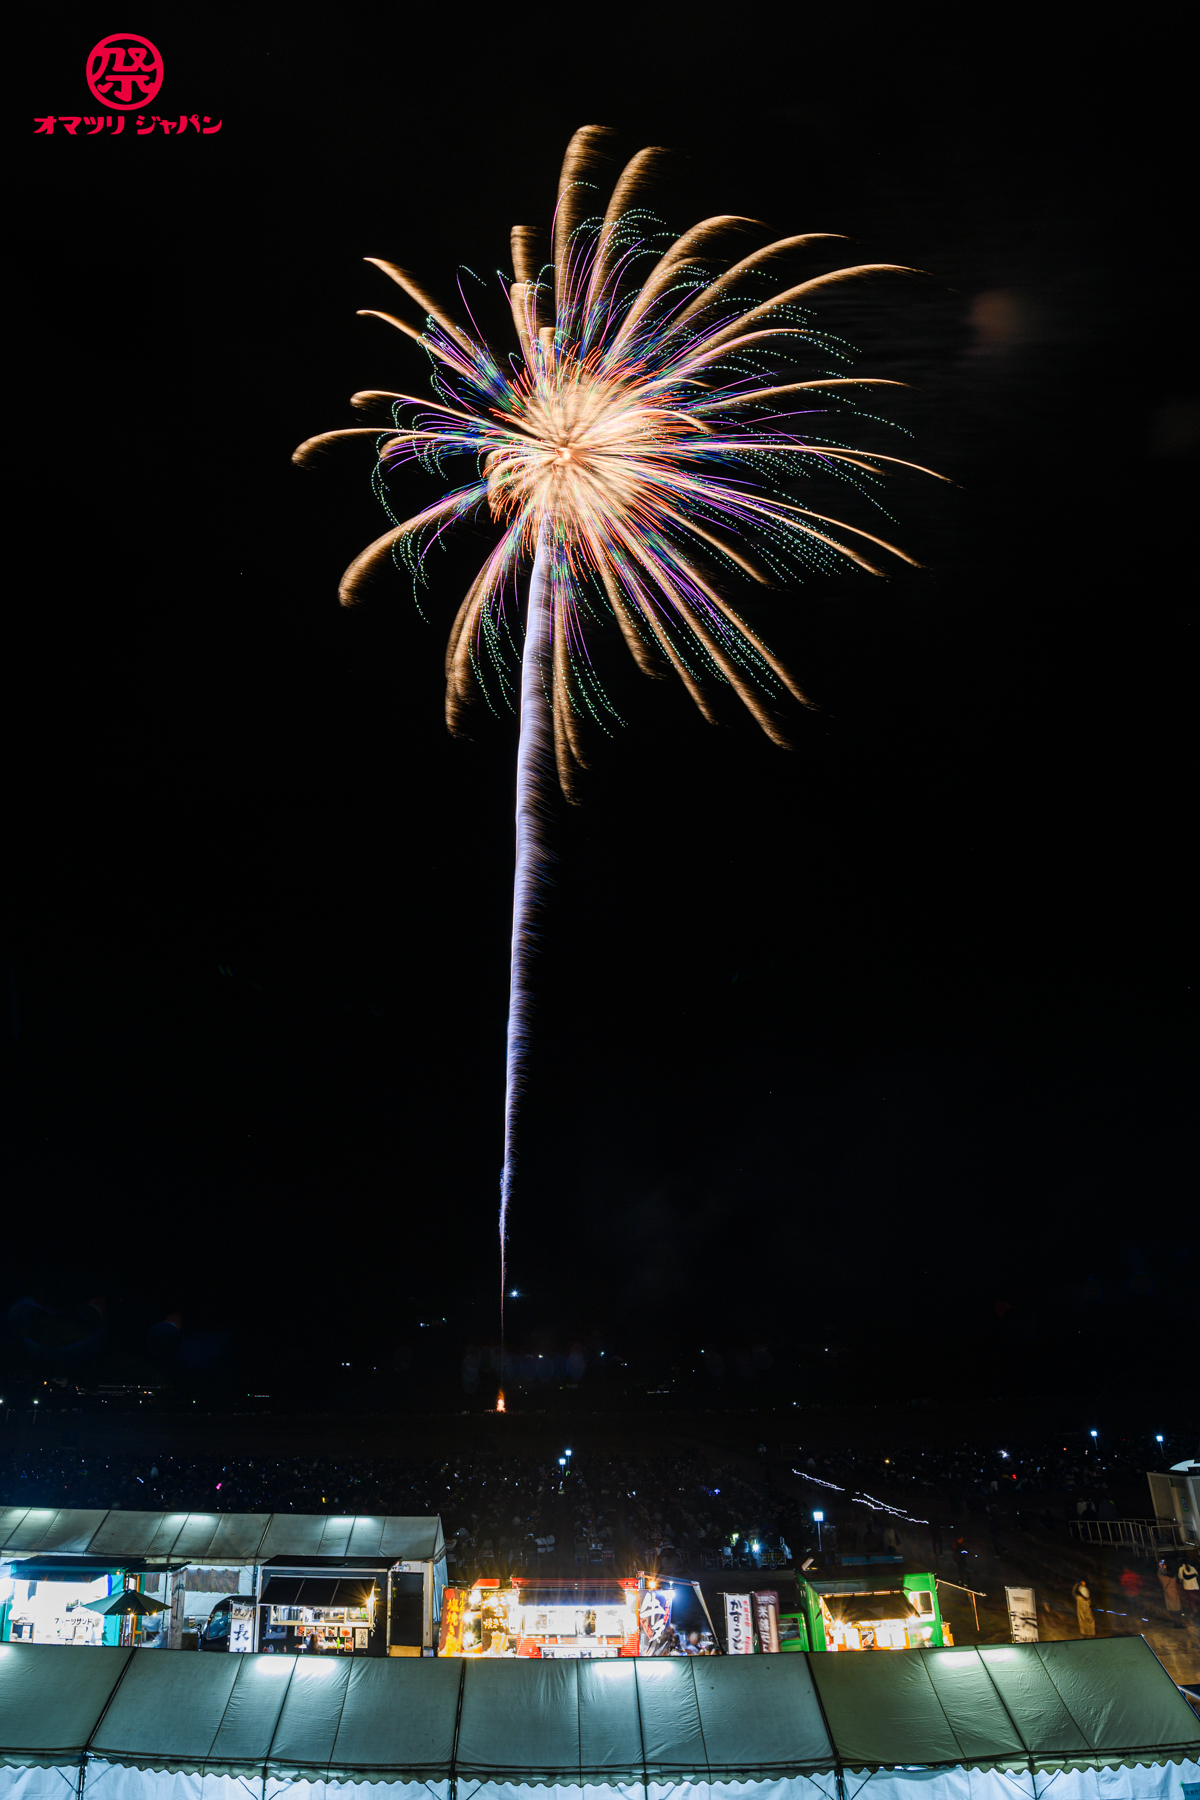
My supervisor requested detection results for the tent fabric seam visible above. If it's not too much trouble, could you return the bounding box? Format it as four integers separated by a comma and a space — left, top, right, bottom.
630, 1659, 648, 1795
257, 1650, 300, 1782
305, 1660, 356, 1784
975, 1643, 1037, 1783
918, 1647, 973, 1763
73, 1645, 137, 1792
205, 1655, 248, 1770
1033, 1642, 1091, 1751
804, 1647, 843, 1792
449, 1655, 466, 1800
685, 1660, 710, 1781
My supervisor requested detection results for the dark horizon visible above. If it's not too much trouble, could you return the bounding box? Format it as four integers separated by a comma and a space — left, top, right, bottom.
10, 12, 1195, 1420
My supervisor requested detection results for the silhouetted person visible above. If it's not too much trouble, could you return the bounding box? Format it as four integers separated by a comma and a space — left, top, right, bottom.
1072, 1579, 1095, 1638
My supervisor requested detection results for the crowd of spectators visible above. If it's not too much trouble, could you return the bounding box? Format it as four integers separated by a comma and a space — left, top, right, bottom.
0, 1443, 792, 1577
1, 1428, 1188, 1583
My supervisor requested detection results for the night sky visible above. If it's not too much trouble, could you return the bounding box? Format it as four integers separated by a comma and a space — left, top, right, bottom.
11, 10, 1194, 1414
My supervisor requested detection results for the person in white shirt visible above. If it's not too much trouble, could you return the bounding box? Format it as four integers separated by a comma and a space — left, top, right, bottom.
1177, 1560, 1199, 1622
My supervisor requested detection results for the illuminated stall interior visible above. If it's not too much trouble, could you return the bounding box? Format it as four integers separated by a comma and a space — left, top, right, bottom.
1, 1569, 110, 1645
259, 1574, 377, 1655
0, 1557, 177, 1648
441, 1578, 641, 1657
818, 1584, 941, 1651
780, 1573, 946, 1653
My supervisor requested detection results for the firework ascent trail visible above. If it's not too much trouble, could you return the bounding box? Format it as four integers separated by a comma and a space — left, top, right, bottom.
294, 125, 945, 1367
500, 524, 552, 1334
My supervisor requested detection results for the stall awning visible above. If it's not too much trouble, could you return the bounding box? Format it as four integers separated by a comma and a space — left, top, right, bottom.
823, 1590, 917, 1623
260, 1576, 377, 1607
6, 1557, 141, 1580
506, 1581, 632, 1606
0, 1507, 444, 1566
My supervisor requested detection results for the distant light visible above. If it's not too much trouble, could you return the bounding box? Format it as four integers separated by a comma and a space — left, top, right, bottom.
1090, 1429, 1098, 1439
751, 1542, 760, 1553
812, 1510, 824, 1522
1000, 1450, 1008, 1459
509, 1289, 519, 1298
1156, 1434, 1164, 1443
565, 1448, 572, 1457
558, 1458, 566, 1467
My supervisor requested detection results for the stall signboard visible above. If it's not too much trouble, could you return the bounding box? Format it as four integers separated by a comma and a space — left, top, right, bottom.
754, 1589, 780, 1653
724, 1593, 754, 1653
1006, 1586, 1038, 1642
229, 1603, 255, 1653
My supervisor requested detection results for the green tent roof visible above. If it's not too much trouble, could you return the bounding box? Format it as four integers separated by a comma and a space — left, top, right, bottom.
0, 1641, 1195, 1782
808, 1638, 1199, 1770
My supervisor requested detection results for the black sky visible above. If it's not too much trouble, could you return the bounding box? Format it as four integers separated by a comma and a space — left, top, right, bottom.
10, 8, 1195, 1413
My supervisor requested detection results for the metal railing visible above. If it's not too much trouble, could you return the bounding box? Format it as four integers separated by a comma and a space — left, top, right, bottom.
1069, 1517, 1190, 1553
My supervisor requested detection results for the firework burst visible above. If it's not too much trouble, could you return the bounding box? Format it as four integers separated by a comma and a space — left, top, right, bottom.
295, 126, 943, 1354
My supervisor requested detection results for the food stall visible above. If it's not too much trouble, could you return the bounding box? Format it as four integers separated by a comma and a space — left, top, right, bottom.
258, 1571, 379, 1655
780, 1571, 947, 1652
440, 1578, 639, 1657
0, 1508, 447, 1654
0, 1557, 168, 1647
0, 1566, 110, 1645
439, 1577, 720, 1657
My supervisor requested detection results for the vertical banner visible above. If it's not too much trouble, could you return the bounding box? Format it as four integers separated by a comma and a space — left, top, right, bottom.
229, 1602, 255, 1652
1005, 1585, 1038, 1642
639, 1584, 674, 1654
753, 1589, 781, 1653
438, 1585, 469, 1655
724, 1592, 755, 1653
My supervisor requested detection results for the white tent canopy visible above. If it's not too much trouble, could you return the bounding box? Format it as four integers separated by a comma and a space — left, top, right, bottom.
0, 1508, 444, 1565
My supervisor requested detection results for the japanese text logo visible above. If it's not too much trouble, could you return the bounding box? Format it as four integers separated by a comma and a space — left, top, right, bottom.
85, 34, 163, 111
34, 32, 222, 137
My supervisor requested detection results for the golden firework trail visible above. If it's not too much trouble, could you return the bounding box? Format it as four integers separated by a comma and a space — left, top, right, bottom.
295, 126, 943, 1361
